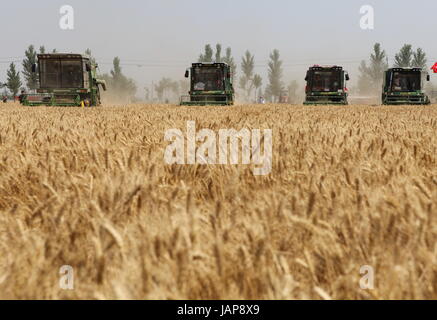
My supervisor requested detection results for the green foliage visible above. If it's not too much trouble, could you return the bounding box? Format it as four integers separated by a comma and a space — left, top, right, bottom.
101, 57, 137, 102
198, 44, 237, 81
358, 61, 372, 95
155, 78, 175, 102
239, 51, 255, 100
358, 43, 388, 94
22, 45, 38, 90
199, 45, 214, 63
241, 51, 255, 80
153, 78, 186, 103
222, 47, 237, 80
394, 44, 413, 68
412, 48, 427, 69
215, 44, 222, 63
265, 49, 283, 102
6, 63, 22, 97
394, 44, 428, 69
253, 74, 263, 100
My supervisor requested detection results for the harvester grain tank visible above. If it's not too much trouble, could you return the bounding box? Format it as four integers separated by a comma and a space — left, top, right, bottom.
21, 53, 106, 107
180, 62, 234, 106
304, 65, 350, 105
382, 68, 430, 105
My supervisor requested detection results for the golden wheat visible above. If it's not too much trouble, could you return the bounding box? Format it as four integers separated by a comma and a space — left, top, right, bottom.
0, 102, 435, 300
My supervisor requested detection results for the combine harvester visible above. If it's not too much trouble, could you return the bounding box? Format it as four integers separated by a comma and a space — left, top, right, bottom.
382, 68, 430, 105
22, 53, 106, 107
180, 62, 234, 106
304, 65, 350, 105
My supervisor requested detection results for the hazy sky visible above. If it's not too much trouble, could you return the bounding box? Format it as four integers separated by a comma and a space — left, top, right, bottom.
1, 0, 436, 94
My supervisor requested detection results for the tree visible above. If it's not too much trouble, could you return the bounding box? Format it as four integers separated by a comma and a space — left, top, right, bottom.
357, 61, 373, 95
154, 78, 175, 102
253, 74, 262, 101
6, 63, 22, 97
198, 44, 237, 80
266, 49, 283, 102
101, 57, 137, 102
412, 48, 427, 69
369, 43, 388, 82
358, 43, 388, 94
215, 44, 222, 63
240, 51, 255, 100
222, 47, 237, 81
394, 44, 413, 68
39, 46, 46, 54
199, 44, 214, 63
22, 45, 38, 90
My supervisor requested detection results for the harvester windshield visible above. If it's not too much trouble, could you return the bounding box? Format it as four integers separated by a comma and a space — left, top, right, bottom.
309, 70, 341, 92
192, 67, 224, 91
390, 71, 421, 92
40, 58, 83, 88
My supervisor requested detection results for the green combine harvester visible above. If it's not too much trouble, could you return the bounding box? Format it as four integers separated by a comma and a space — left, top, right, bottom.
180, 62, 234, 106
304, 65, 350, 105
21, 53, 106, 107
382, 68, 430, 105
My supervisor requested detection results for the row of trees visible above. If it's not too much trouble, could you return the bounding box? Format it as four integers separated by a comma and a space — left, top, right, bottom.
150, 44, 302, 104
196, 44, 290, 103
358, 43, 431, 95
198, 44, 237, 80
0, 46, 137, 102
1, 45, 57, 97
197, 43, 434, 102
151, 78, 189, 103
2, 43, 433, 102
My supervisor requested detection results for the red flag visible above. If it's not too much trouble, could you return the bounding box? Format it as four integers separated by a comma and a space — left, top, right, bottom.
431, 63, 437, 73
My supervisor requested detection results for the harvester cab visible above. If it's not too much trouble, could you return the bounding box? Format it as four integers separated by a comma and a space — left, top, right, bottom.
382, 68, 430, 105
304, 65, 349, 105
22, 53, 107, 107
180, 62, 234, 106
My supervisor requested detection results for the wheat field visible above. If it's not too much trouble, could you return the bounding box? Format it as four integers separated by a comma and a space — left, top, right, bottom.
0, 102, 435, 300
